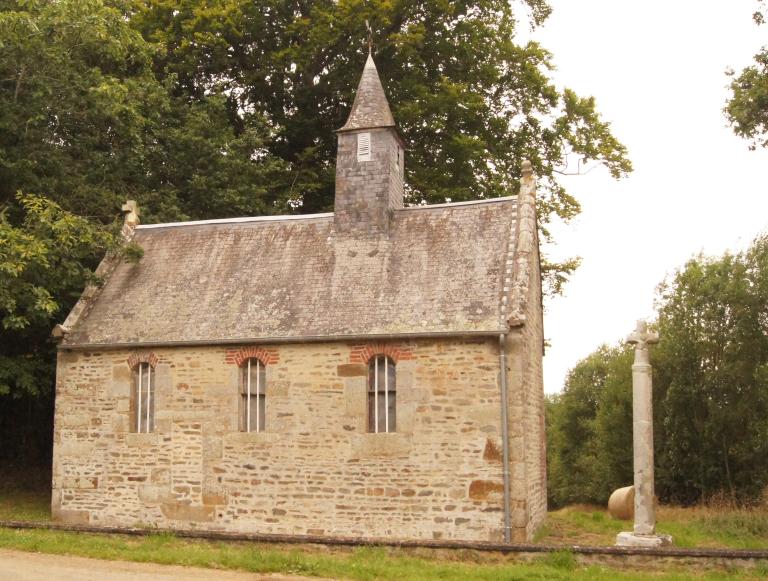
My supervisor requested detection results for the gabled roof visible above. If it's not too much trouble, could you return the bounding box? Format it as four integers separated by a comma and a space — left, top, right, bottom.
338, 54, 396, 132
59, 198, 520, 348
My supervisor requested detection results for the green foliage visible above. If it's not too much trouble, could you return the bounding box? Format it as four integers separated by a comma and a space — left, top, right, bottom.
128, 0, 631, 231
0, 193, 114, 397
654, 239, 768, 504
548, 236, 768, 506
0, 0, 165, 219
539, 549, 576, 571
0, 0, 286, 224
0, 194, 114, 331
725, 1, 768, 148
120, 241, 145, 264
726, 50, 768, 149
547, 344, 633, 507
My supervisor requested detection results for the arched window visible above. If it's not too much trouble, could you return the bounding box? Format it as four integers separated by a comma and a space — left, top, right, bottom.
368, 355, 396, 433
131, 362, 155, 433
240, 358, 266, 432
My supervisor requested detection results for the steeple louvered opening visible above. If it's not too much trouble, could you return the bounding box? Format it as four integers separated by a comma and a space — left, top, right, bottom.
357, 132, 372, 161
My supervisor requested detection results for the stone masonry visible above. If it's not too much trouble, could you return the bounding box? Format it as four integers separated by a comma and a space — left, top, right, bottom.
53, 336, 542, 541
51, 52, 547, 543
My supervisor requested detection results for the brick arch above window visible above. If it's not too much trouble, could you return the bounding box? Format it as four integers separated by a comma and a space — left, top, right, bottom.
349, 343, 414, 364
226, 346, 279, 367
127, 352, 159, 369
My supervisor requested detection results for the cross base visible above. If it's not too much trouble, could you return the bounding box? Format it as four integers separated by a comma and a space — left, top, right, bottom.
616, 531, 673, 548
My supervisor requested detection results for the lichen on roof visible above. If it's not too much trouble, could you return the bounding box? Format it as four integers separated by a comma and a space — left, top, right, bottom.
61, 200, 518, 347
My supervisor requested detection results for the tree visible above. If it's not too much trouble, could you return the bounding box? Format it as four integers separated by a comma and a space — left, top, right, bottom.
548, 237, 768, 507
653, 239, 768, 504
0, 0, 284, 465
547, 344, 633, 507
0, 193, 119, 464
0, 0, 286, 224
725, 1, 768, 148
128, 0, 631, 285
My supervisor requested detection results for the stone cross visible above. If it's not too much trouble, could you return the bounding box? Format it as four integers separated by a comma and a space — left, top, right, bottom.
122, 200, 140, 227
616, 319, 670, 546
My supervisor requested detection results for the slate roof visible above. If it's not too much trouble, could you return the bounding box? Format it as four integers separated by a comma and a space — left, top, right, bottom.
339, 54, 396, 132
60, 199, 519, 347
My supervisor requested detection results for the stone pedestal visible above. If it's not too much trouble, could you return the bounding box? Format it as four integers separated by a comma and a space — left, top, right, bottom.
616, 531, 673, 548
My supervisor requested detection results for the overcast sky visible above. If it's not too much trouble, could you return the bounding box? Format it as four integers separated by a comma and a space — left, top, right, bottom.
528, 2, 768, 393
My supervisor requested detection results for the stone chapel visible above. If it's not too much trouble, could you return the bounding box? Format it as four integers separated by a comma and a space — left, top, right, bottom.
51, 54, 547, 543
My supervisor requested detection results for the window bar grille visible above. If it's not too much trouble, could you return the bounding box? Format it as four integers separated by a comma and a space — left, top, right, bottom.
246, 359, 251, 432
256, 359, 261, 433
384, 357, 389, 433
137, 363, 143, 433
374, 356, 379, 433
145, 363, 151, 432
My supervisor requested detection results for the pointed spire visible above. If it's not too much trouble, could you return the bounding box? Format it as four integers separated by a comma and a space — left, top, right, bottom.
339, 54, 396, 132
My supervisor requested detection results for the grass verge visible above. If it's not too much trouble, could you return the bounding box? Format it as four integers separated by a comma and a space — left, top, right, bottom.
0, 527, 766, 580
538, 504, 768, 550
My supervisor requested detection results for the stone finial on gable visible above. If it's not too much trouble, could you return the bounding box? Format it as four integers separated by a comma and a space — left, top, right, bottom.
521, 159, 533, 178
122, 200, 140, 227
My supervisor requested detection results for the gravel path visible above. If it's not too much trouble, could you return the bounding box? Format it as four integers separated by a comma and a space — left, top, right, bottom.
0, 549, 337, 581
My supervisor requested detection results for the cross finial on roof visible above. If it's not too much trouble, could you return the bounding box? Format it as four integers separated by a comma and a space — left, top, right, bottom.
122, 200, 140, 227
365, 20, 373, 55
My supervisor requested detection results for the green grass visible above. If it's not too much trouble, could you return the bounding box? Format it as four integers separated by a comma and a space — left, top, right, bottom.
540, 505, 768, 550
0, 527, 764, 580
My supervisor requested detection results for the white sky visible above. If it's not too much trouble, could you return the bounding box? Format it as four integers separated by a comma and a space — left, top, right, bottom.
530, 2, 768, 393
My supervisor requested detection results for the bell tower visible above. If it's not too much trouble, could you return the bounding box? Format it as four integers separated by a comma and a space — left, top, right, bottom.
334, 54, 405, 235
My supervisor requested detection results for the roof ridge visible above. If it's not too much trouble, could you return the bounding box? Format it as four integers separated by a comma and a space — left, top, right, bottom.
137, 212, 334, 230
399, 196, 516, 211
137, 198, 517, 230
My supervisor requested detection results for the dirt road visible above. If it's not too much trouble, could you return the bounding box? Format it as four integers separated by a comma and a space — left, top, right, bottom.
0, 549, 337, 580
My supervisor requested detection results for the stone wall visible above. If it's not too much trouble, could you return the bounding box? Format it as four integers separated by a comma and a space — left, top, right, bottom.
504, 254, 546, 542
52, 337, 543, 541
521, 241, 547, 537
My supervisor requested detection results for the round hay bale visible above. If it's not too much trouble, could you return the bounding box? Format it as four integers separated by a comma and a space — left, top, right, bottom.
608, 485, 635, 520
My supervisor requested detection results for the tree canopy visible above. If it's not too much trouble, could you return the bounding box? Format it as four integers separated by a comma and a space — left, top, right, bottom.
0, 0, 287, 224
128, 0, 631, 222
547, 236, 768, 507
725, 1, 768, 148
